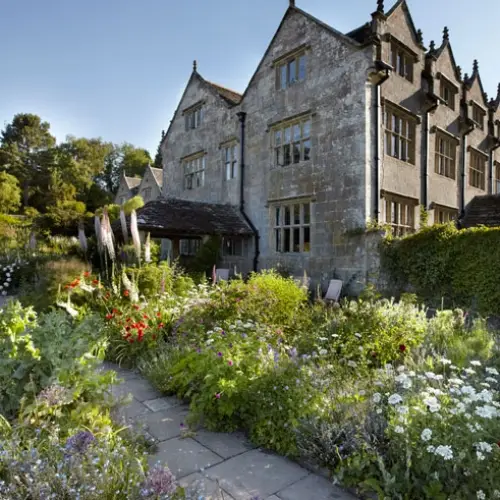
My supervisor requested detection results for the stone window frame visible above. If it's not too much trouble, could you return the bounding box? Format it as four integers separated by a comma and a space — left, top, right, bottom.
388, 37, 417, 83
180, 239, 201, 256
272, 116, 312, 167
468, 146, 487, 190
433, 128, 458, 180
432, 203, 458, 224
142, 187, 152, 201
183, 101, 205, 131
470, 101, 486, 130
437, 73, 459, 111
274, 44, 309, 90
383, 101, 418, 165
270, 199, 312, 254
222, 237, 244, 257
223, 142, 238, 181
382, 191, 418, 237
182, 151, 206, 191
495, 161, 500, 194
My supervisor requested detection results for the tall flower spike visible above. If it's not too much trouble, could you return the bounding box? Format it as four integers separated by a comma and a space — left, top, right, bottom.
120, 209, 129, 243
130, 209, 141, 264
144, 232, 151, 263
101, 207, 115, 261
94, 216, 102, 255
78, 224, 87, 253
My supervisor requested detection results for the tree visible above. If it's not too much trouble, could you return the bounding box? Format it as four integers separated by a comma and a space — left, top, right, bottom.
0, 113, 56, 207
153, 130, 165, 168
0, 172, 21, 213
120, 143, 151, 178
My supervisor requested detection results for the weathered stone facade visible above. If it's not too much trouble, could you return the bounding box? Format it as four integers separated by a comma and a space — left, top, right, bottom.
115, 166, 163, 205
158, 0, 500, 292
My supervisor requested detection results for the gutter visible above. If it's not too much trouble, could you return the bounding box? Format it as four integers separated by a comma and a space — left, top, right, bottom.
422, 95, 440, 208
373, 61, 391, 218
459, 121, 475, 216
236, 111, 260, 272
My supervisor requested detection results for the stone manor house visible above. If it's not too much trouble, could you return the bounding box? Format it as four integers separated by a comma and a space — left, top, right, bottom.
138, 0, 500, 290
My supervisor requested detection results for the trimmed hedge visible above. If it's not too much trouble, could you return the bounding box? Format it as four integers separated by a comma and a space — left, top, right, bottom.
381, 224, 500, 316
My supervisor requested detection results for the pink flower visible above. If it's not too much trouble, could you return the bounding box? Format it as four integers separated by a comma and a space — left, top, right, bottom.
215, 393, 221, 399
228, 360, 233, 366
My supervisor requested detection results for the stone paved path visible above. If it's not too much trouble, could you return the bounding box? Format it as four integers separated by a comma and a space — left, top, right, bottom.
102, 362, 356, 500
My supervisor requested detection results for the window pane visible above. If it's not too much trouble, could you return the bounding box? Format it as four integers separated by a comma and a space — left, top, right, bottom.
303, 120, 311, 138
225, 147, 230, 162
284, 228, 291, 252
226, 162, 231, 180
298, 54, 306, 80
284, 206, 291, 226
275, 229, 281, 251
303, 139, 311, 161
303, 203, 310, 224
293, 205, 301, 225
293, 228, 300, 252
275, 130, 282, 146
284, 127, 291, 143
303, 227, 310, 252
293, 124, 301, 141
275, 147, 283, 166
283, 144, 291, 166
280, 65, 287, 89
293, 143, 301, 163
288, 59, 296, 83
275, 207, 281, 226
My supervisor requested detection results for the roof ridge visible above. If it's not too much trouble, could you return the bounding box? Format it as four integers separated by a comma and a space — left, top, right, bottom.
206, 81, 243, 97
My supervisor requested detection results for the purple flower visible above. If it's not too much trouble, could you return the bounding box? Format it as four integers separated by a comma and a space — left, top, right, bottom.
215, 393, 221, 399
217, 351, 223, 357
229, 343, 233, 348
241, 333, 247, 339
143, 464, 177, 496
196, 348, 201, 353
228, 360, 233, 366
289, 347, 298, 359
274, 351, 279, 363
221, 330, 226, 336
65, 431, 96, 455
37, 384, 70, 406
180, 422, 185, 428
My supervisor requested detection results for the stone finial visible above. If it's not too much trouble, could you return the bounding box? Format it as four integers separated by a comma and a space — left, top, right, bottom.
484, 92, 488, 102
457, 65, 462, 79
497, 83, 500, 99
443, 26, 449, 42
417, 29, 423, 45
193, 60, 197, 72
376, 0, 384, 13
464, 72, 469, 83
289, 0, 295, 6
429, 40, 436, 52
473, 59, 479, 74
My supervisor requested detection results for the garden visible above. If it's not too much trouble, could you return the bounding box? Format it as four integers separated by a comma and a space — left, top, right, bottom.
1, 212, 500, 500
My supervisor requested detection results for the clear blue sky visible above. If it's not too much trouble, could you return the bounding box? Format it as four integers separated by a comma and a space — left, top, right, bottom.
2, 0, 499, 156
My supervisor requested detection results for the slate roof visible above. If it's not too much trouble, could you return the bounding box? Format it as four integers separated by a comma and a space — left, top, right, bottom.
206, 81, 243, 106
125, 176, 142, 189
459, 194, 500, 229
115, 198, 253, 238
149, 167, 163, 186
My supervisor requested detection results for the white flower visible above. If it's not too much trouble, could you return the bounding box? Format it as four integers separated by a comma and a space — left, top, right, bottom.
440, 358, 452, 365
319, 349, 327, 356
354, 333, 362, 339
421, 428, 432, 442
486, 367, 499, 376
397, 365, 406, 373
464, 368, 476, 375
449, 378, 464, 385
347, 361, 357, 368
480, 382, 491, 388
486, 377, 497, 383
493, 490, 500, 498
477, 389, 493, 403
6, 277, 11, 282
205, 339, 214, 345
376, 408, 383, 414
331, 334, 339, 338
434, 445, 453, 460
427, 445, 436, 453
396, 405, 409, 415
5, 272, 10, 278
2, 282, 7, 287
476, 451, 485, 461
466, 423, 476, 432
450, 365, 459, 370
475, 405, 498, 419
470, 360, 482, 367
388, 394, 403, 405
423, 396, 441, 413
461, 385, 476, 396
477, 490, 486, 500
475, 442, 493, 453
1, 291, 6, 296
394, 426, 404, 434
358, 390, 366, 396
425, 372, 437, 380
318, 337, 328, 342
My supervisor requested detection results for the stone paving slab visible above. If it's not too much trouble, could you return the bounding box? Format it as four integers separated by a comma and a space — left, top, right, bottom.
143, 396, 181, 412
141, 405, 190, 441
193, 430, 255, 459
205, 449, 309, 500
116, 397, 151, 421
111, 377, 163, 402
179, 472, 235, 499
150, 437, 223, 479
277, 473, 356, 500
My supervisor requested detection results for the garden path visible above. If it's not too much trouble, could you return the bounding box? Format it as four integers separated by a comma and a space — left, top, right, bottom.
101, 362, 356, 500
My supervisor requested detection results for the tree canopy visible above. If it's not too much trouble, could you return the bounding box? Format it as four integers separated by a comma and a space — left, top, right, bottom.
0, 172, 21, 213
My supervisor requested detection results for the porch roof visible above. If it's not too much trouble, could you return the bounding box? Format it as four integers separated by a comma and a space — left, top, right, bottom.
459, 194, 500, 229
115, 198, 254, 238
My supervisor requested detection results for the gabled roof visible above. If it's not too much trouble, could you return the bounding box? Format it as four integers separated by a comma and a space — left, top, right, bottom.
459, 194, 500, 229
113, 198, 254, 238
385, 0, 425, 49
125, 176, 141, 189
429, 29, 462, 83
465, 60, 489, 106
148, 166, 163, 187
490, 84, 500, 112
206, 81, 242, 106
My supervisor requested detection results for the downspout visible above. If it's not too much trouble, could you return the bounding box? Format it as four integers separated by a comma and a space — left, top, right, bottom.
488, 141, 500, 194
373, 64, 390, 219
423, 100, 439, 208
459, 124, 474, 216
236, 111, 260, 272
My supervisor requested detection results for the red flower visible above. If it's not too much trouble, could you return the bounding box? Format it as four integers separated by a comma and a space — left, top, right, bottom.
143, 314, 149, 320
105, 292, 110, 299
112, 308, 118, 314
158, 323, 164, 328
123, 290, 129, 297
125, 326, 130, 331
64, 284, 70, 289
399, 344, 407, 352
105, 313, 113, 320
133, 305, 140, 310
152, 334, 157, 340
83, 272, 90, 278
92, 279, 99, 285
128, 338, 134, 344
156, 312, 161, 318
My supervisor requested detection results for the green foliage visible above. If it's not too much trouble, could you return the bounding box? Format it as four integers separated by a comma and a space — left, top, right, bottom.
123, 195, 144, 214
0, 171, 21, 213
184, 235, 221, 274
381, 224, 500, 315
420, 204, 429, 226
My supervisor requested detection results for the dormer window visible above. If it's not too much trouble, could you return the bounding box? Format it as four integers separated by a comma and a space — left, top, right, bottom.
275, 47, 307, 89
390, 42, 414, 82
184, 105, 203, 131
439, 79, 457, 110
471, 103, 485, 130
